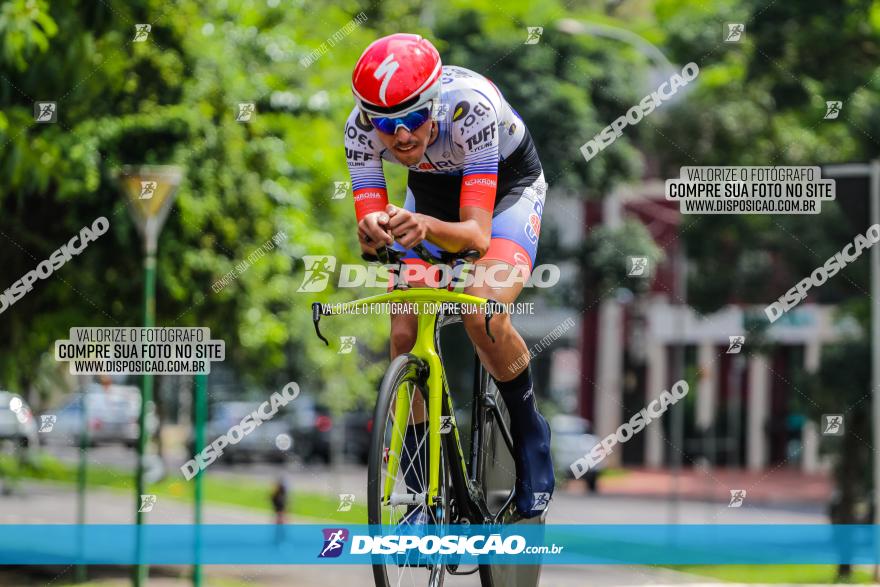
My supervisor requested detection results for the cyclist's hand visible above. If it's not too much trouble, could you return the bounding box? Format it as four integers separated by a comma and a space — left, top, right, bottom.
387, 205, 428, 249
358, 211, 393, 248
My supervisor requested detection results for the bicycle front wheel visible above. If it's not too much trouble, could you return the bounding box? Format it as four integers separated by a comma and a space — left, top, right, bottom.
368, 353, 449, 587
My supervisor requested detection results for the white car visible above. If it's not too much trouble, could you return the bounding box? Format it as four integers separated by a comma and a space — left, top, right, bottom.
43, 384, 158, 447
0, 391, 38, 450
550, 414, 604, 492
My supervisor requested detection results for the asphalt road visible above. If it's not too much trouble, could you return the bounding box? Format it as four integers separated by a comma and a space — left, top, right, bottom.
0, 442, 830, 587
38, 444, 828, 525
0, 480, 713, 587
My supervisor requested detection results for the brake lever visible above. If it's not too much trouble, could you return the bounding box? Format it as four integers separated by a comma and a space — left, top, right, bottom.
312, 302, 329, 346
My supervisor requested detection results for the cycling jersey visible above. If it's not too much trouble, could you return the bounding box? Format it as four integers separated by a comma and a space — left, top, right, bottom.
344, 65, 546, 269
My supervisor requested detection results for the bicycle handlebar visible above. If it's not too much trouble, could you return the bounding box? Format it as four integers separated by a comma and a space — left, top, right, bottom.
360, 244, 481, 266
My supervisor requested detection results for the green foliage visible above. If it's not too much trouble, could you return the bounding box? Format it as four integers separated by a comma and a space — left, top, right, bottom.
575, 219, 664, 301
0, 0, 387, 411
0, 0, 650, 414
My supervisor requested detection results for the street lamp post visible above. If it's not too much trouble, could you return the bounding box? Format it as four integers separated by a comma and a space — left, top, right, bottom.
117, 165, 182, 587
822, 161, 880, 579
192, 373, 207, 587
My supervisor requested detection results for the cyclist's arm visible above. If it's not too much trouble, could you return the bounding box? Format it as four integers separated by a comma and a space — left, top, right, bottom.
434, 94, 501, 256
344, 108, 392, 252
419, 207, 492, 255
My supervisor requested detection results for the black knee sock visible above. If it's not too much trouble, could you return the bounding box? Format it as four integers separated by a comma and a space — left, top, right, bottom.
401, 421, 427, 493
495, 366, 539, 433
493, 365, 555, 515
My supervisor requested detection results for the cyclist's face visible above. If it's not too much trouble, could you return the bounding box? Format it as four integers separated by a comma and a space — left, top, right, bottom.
376, 120, 434, 165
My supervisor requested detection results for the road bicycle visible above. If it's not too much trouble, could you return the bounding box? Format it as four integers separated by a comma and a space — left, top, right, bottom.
313, 245, 545, 587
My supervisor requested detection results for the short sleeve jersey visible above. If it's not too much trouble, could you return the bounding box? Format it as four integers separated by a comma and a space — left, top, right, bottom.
344, 65, 527, 221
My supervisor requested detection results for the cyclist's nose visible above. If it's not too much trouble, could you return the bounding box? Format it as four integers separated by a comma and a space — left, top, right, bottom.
395, 127, 413, 142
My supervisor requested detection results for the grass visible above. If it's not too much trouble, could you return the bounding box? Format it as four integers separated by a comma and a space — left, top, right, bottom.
670, 564, 877, 584
0, 452, 368, 523
45, 579, 251, 587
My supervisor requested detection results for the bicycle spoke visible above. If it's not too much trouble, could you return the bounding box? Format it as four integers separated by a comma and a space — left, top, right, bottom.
372, 361, 450, 587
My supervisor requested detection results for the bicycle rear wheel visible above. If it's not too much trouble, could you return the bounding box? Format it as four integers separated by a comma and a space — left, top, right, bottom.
477, 375, 544, 587
368, 353, 449, 587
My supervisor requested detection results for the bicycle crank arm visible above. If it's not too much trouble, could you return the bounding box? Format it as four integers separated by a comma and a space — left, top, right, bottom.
463, 484, 496, 524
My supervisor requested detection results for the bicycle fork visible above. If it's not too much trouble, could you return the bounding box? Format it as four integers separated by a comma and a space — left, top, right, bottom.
383, 309, 444, 510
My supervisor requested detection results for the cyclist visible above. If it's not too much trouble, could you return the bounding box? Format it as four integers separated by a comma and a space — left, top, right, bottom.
345, 33, 553, 519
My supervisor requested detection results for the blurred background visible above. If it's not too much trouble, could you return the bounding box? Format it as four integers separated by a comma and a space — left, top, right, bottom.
2, 0, 880, 585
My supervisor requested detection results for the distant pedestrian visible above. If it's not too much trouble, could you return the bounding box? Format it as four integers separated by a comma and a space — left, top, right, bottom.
271, 476, 290, 544
271, 476, 289, 524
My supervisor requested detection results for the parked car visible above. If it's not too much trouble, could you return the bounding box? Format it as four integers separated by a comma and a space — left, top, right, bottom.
550, 414, 604, 492
343, 408, 373, 465
44, 384, 158, 447
202, 401, 294, 463
0, 391, 38, 450
291, 394, 332, 464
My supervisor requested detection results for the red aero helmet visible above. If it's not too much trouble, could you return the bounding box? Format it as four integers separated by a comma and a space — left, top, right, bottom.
352, 33, 442, 115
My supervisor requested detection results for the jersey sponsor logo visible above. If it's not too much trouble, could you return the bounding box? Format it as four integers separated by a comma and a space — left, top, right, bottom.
465, 122, 497, 150
374, 54, 400, 104
526, 214, 541, 243
345, 148, 374, 162
463, 177, 497, 188
463, 101, 492, 128
353, 191, 384, 201
469, 141, 495, 154
508, 122, 517, 136
525, 199, 544, 244
452, 101, 470, 122
355, 111, 373, 132
513, 251, 530, 267
346, 125, 375, 150
417, 160, 457, 170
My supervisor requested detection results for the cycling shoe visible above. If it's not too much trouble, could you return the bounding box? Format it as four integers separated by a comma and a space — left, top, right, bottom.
495, 367, 555, 518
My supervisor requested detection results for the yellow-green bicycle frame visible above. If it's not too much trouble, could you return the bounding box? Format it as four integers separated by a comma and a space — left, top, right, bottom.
313, 287, 498, 508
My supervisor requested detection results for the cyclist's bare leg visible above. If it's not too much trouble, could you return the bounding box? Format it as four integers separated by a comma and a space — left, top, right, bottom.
461, 258, 554, 517
460, 260, 529, 381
